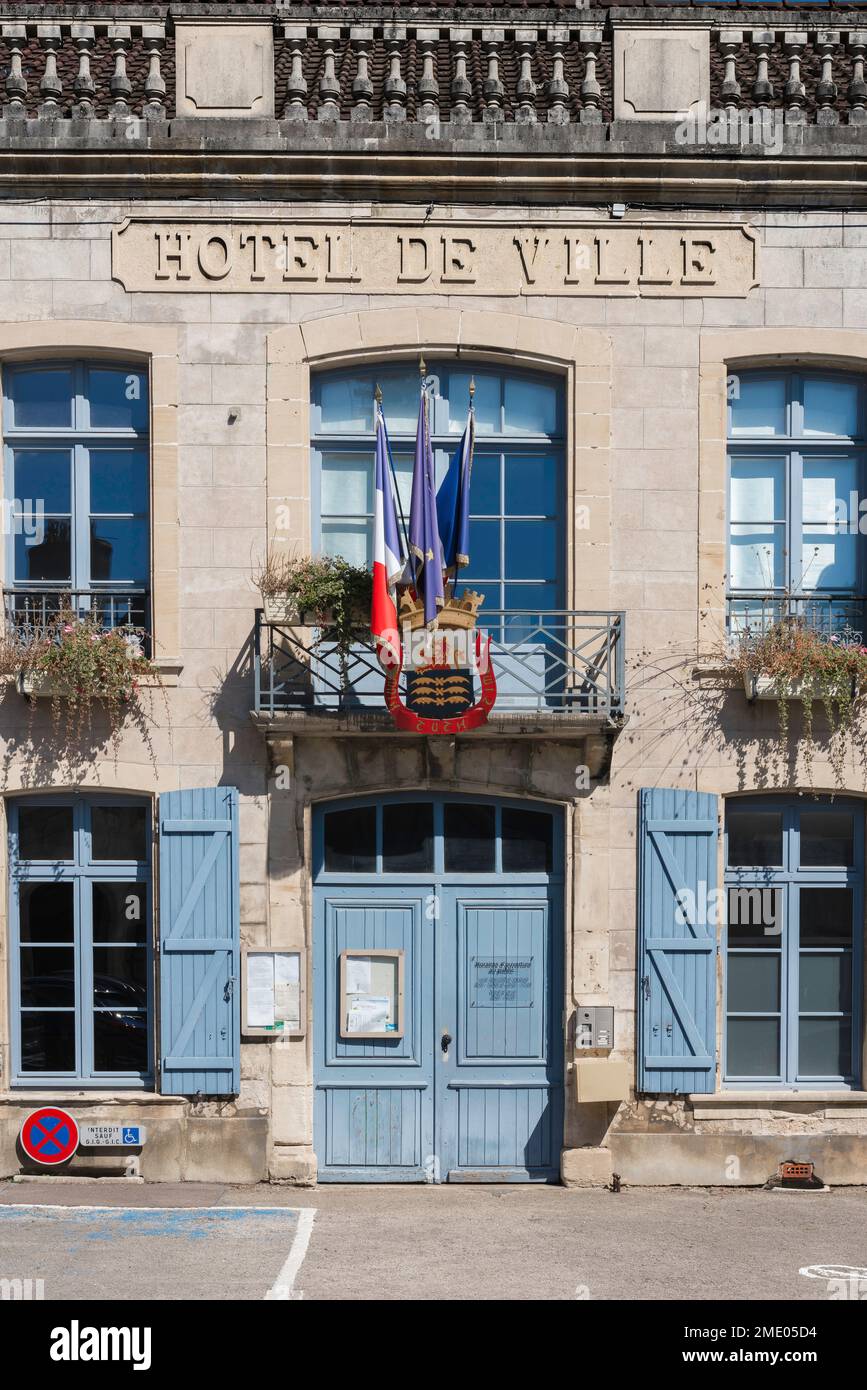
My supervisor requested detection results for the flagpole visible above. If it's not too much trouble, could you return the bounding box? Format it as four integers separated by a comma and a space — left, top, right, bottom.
375, 383, 410, 560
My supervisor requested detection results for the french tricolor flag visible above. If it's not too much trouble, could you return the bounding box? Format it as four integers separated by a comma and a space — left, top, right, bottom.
371, 401, 405, 667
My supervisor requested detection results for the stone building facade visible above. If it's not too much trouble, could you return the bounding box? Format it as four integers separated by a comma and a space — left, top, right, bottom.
1, 1, 867, 1186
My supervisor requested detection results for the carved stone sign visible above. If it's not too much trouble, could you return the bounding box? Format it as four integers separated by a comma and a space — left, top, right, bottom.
112, 219, 759, 297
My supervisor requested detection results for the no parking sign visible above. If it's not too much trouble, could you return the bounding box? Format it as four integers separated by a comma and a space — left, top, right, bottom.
20, 1108, 79, 1165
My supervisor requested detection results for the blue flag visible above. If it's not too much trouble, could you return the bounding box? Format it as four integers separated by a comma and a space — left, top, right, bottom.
436, 405, 474, 575
406, 386, 444, 628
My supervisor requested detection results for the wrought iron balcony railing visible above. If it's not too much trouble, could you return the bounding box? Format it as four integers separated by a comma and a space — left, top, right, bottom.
727, 594, 866, 645
4, 588, 151, 654
253, 608, 626, 721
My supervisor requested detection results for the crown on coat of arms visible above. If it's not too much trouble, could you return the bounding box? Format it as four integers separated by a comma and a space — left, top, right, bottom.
398, 589, 485, 633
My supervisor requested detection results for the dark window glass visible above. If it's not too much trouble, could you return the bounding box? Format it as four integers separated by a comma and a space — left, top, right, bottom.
504, 454, 557, 515
726, 809, 783, 867
324, 806, 376, 872
20, 947, 76, 1006
727, 886, 782, 945
382, 803, 433, 873
799, 811, 855, 867
465, 519, 499, 579
18, 806, 74, 862
92, 883, 146, 943
799, 888, 853, 947
504, 521, 558, 580
89, 449, 149, 515
726, 1018, 780, 1077
91, 806, 147, 862
13, 448, 71, 513
11, 368, 73, 428
469, 455, 500, 515
444, 803, 495, 872
19, 1012, 75, 1072
15, 517, 71, 581
799, 954, 852, 1013
93, 947, 148, 1003
18, 882, 74, 943
501, 808, 553, 872
90, 518, 148, 582
799, 1019, 851, 1078
94, 1012, 148, 1072
727, 954, 780, 1013
88, 369, 148, 432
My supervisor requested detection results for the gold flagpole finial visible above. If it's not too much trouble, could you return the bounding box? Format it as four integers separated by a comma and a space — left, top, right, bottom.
469, 376, 476, 400
374, 383, 383, 405
419, 354, 426, 379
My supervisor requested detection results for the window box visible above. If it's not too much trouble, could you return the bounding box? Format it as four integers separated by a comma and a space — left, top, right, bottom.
17, 670, 67, 700
744, 672, 857, 703
262, 595, 328, 625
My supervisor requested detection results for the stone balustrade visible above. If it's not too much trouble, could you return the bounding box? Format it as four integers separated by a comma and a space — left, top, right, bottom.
711, 28, 867, 125
1, 20, 169, 119
2, 15, 867, 130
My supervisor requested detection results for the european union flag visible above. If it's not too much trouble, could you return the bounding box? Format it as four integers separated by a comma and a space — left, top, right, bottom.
437, 402, 475, 576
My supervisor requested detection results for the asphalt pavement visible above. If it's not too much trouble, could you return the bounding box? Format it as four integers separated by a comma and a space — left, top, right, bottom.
1, 1181, 866, 1301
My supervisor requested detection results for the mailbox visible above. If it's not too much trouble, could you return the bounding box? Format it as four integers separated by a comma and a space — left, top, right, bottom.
575, 1006, 614, 1050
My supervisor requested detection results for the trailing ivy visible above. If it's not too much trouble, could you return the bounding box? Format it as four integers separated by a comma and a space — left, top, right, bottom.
11, 607, 160, 747
721, 619, 867, 789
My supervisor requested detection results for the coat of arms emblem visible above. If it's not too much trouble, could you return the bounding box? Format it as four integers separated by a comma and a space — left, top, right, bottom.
384, 589, 497, 734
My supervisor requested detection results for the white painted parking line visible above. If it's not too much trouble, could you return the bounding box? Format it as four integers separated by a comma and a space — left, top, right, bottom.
265, 1207, 317, 1301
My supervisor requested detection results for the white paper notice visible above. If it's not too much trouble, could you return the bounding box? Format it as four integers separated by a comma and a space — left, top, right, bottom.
346, 995, 390, 1034
345, 1000, 389, 1034
345, 957, 372, 995
273, 953, 301, 1029
276, 953, 300, 986
276, 980, 301, 1029
247, 953, 275, 1028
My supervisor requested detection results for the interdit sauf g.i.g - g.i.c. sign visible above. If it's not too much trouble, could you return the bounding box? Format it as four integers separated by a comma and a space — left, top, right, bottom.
111, 219, 759, 297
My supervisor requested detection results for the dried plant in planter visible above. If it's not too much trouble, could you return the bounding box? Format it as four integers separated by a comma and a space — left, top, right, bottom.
254, 550, 373, 659
721, 619, 867, 787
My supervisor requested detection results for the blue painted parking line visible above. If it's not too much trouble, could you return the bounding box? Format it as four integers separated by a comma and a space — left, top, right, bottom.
0, 1205, 314, 1300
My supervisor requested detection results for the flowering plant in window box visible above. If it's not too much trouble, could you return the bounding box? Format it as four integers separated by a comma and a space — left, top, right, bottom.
723, 617, 867, 783
9, 608, 158, 736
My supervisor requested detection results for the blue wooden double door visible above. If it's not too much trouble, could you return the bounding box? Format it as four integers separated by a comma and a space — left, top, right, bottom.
313, 796, 564, 1182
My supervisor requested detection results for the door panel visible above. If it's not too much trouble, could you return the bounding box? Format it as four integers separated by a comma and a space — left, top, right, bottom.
313, 799, 564, 1183
439, 888, 562, 1182
315, 887, 434, 1181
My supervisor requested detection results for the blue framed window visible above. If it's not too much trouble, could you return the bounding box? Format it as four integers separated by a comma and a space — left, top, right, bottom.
8, 796, 152, 1088
724, 798, 863, 1089
3, 361, 150, 631
311, 363, 564, 626
727, 369, 867, 636
316, 793, 561, 881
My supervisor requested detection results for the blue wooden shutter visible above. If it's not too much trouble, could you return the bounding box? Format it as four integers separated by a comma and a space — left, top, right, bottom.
638, 788, 719, 1095
159, 786, 240, 1096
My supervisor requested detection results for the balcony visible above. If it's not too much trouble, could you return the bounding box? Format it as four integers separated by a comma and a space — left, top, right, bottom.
4, 589, 151, 654
727, 594, 866, 644
252, 608, 626, 737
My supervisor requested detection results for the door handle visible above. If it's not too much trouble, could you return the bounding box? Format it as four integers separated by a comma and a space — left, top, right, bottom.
441, 1031, 453, 1054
